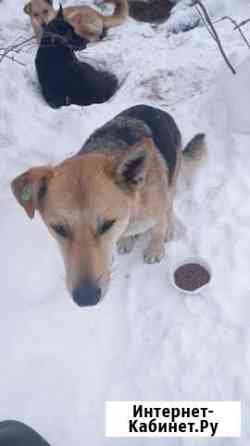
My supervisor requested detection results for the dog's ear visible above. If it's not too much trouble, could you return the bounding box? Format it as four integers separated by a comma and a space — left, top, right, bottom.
23, 2, 32, 15
11, 166, 53, 219
70, 12, 82, 26
56, 4, 64, 20
115, 139, 150, 190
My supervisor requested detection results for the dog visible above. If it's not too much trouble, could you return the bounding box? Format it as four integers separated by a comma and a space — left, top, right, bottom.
35, 6, 118, 108
129, 0, 173, 23
11, 105, 206, 307
24, 0, 128, 42
0, 420, 51, 446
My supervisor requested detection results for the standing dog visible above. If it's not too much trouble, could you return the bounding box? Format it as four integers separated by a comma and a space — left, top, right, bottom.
11, 105, 206, 307
35, 6, 118, 107
24, 0, 128, 41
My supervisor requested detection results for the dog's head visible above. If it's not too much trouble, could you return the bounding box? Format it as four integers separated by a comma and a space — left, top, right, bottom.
11, 140, 151, 307
24, 0, 55, 26
42, 5, 89, 50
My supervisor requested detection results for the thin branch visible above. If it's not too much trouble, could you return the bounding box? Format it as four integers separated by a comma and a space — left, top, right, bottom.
216, 16, 250, 49
195, 6, 217, 40
0, 36, 35, 65
234, 18, 250, 30
191, 0, 236, 75
0, 52, 26, 66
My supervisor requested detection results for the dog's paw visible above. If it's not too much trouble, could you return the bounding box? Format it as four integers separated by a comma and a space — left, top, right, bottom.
143, 243, 165, 264
117, 236, 136, 255
166, 218, 186, 242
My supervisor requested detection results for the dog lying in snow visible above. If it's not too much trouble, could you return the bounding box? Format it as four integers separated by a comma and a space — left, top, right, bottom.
11, 105, 206, 307
35, 6, 118, 108
24, 0, 128, 42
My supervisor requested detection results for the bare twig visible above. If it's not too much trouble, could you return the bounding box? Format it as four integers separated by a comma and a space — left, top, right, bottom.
216, 16, 250, 49
0, 36, 35, 65
234, 18, 250, 30
0, 52, 26, 66
195, 6, 217, 40
191, 0, 236, 75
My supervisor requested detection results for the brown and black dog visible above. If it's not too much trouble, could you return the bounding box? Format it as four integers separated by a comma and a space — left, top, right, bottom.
23, 0, 128, 41
11, 105, 206, 307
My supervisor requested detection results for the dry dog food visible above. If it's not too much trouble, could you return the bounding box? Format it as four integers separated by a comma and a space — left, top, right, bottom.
174, 263, 210, 292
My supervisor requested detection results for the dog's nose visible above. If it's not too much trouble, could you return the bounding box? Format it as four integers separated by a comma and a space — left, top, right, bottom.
72, 281, 102, 307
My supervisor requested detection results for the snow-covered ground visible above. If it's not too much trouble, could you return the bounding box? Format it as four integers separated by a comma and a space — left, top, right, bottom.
0, 0, 250, 444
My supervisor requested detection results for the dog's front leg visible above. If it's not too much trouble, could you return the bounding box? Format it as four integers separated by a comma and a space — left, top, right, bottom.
117, 235, 137, 254
143, 214, 168, 264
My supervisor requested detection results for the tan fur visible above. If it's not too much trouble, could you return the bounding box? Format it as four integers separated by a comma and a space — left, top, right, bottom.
23, 0, 128, 41
11, 136, 188, 299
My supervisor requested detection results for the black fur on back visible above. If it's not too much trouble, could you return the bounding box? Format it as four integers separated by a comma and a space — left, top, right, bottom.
35, 9, 118, 108
0, 420, 51, 446
82, 105, 181, 182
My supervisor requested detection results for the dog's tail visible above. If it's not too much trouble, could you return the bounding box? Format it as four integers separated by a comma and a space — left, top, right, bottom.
183, 133, 207, 161
181, 133, 207, 179
102, 0, 129, 29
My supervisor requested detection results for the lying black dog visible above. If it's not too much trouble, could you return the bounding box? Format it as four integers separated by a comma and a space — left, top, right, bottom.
35, 5, 118, 108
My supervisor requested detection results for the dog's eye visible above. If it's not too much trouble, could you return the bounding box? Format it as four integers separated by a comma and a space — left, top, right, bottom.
51, 224, 68, 238
98, 220, 116, 236
34, 13, 39, 17
43, 9, 49, 14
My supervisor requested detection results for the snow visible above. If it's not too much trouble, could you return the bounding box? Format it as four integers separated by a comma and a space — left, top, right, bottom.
0, 0, 250, 445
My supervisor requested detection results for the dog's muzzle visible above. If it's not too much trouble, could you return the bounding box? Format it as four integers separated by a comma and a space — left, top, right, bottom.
72, 280, 102, 307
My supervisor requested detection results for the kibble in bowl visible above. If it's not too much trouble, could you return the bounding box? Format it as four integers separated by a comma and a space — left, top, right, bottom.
172, 258, 211, 294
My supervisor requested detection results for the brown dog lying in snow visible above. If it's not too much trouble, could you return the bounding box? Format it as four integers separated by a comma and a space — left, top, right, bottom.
11, 105, 206, 307
23, 0, 128, 41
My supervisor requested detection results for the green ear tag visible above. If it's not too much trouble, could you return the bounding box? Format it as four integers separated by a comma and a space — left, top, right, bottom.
21, 184, 33, 203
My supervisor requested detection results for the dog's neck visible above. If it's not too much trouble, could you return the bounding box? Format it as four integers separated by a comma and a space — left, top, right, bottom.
38, 30, 73, 59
